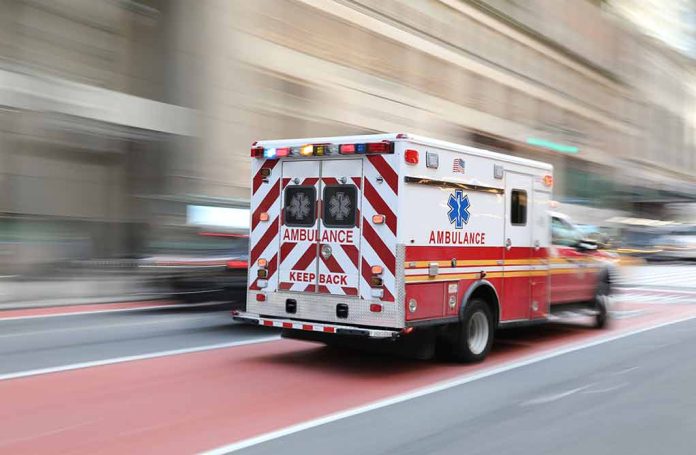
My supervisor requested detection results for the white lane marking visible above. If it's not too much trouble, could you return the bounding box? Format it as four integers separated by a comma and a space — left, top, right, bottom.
520, 384, 595, 406
0, 336, 280, 382
582, 382, 629, 395
0, 314, 223, 339
202, 314, 696, 455
607, 366, 639, 376
0, 301, 226, 322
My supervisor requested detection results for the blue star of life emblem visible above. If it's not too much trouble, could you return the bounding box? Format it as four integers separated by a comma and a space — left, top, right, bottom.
447, 190, 470, 229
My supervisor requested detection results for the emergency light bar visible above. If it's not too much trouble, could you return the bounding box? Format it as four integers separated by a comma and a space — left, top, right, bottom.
251, 141, 394, 158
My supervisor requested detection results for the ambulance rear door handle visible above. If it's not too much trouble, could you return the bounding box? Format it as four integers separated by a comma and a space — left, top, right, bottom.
505, 238, 512, 250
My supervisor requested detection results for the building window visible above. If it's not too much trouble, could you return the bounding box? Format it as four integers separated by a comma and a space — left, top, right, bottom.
511, 190, 527, 225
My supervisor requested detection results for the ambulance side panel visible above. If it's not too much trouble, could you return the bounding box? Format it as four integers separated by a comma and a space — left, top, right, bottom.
397, 142, 506, 322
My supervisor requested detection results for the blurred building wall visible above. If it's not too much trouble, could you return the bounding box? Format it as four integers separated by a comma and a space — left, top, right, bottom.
183, 0, 695, 213
0, 0, 694, 269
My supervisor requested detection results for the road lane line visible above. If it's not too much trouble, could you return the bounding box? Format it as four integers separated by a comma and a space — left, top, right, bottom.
0, 336, 280, 382
0, 301, 226, 322
0, 314, 222, 339
520, 384, 594, 406
202, 314, 696, 454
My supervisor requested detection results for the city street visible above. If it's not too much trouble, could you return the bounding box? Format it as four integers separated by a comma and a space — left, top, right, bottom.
0, 265, 695, 454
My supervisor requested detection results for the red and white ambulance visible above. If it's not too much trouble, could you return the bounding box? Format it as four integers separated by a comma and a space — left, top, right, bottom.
235, 134, 614, 361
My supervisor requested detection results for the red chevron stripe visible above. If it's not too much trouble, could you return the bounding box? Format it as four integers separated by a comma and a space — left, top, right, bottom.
252, 182, 280, 230
280, 241, 297, 260
250, 216, 279, 263
363, 178, 396, 234
362, 218, 395, 273
320, 250, 344, 274
340, 244, 359, 266
292, 244, 318, 272
252, 160, 279, 194
367, 155, 398, 195
322, 177, 339, 185
342, 287, 358, 296
318, 285, 330, 294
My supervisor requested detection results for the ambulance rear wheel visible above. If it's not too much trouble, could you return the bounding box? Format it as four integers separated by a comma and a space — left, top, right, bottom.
452, 299, 494, 363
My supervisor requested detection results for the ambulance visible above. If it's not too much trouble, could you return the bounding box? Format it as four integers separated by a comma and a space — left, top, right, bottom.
234, 134, 614, 361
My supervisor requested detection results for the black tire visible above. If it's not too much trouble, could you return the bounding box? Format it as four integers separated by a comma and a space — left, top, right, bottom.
594, 279, 611, 329
451, 298, 494, 363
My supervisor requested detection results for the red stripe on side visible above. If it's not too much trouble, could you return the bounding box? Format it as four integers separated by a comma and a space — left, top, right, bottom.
279, 282, 292, 290
405, 246, 504, 261
363, 178, 397, 234
252, 183, 280, 230
252, 160, 279, 194
304, 284, 316, 292
322, 177, 339, 186
302, 324, 313, 331
323, 326, 335, 333
367, 155, 398, 195
263, 320, 273, 327
282, 322, 293, 329
362, 219, 396, 273
318, 285, 331, 294
250, 216, 279, 263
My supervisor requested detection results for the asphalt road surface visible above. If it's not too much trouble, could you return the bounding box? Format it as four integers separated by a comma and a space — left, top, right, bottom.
0, 302, 278, 376
0, 265, 695, 454
238, 317, 696, 455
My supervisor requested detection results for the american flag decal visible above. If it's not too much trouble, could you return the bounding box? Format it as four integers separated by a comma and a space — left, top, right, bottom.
453, 158, 465, 174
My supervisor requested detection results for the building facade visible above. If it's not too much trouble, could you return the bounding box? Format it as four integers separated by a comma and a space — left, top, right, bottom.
0, 0, 694, 268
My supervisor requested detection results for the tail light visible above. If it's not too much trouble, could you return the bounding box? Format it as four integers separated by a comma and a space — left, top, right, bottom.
371, 265, 383, 274
339, 144, 356, 154
404, 149, 419, 165
257, 258, 268, 267
366, 142, 393, 153
370, 304, 382, 313
372, 214, 385, 225
259, 212, 269, 222
256, 293, 266, 302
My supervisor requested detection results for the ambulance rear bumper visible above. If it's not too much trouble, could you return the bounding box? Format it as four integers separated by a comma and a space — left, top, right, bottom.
233, 311, 402, 339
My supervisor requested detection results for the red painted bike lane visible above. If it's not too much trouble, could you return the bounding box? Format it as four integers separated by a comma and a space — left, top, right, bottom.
1, 302, 695, 454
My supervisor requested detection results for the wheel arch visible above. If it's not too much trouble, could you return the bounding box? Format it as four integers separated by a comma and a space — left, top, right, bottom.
460, 280, 500, 327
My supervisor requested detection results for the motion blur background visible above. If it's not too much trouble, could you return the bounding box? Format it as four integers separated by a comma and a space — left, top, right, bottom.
0, 0, 694, 297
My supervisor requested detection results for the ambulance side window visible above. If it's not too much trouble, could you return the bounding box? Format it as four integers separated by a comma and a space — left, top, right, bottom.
322, 185, 357, 228
284, 186, 316, 227
510, 190, 527, 225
